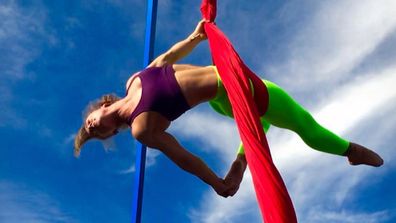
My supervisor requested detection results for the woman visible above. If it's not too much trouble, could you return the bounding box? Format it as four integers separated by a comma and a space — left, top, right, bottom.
74, 20, 383, 197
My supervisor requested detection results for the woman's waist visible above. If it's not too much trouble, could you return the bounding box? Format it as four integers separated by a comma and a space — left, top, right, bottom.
174, 65, 218, 106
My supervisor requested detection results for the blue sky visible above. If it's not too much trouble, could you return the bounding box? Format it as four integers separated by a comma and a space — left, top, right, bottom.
1, 0, 396, 222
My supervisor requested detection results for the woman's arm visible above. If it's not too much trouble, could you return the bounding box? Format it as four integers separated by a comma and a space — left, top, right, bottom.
135, 130, 230, 197
148, 20, 207, 68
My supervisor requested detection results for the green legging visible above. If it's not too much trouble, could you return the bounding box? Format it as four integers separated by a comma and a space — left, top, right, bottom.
209, 76, 350, 156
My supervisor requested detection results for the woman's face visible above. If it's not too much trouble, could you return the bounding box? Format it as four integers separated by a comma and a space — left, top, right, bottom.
85, 107, 118, 139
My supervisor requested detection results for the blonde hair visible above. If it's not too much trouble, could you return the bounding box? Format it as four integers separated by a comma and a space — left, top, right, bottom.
74, 94, 120, 157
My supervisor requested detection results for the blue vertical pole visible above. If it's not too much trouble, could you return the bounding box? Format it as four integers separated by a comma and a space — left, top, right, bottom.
131, 1, 158, 223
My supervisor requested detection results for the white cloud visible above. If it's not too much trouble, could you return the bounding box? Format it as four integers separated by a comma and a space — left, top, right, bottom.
181, 0, 396, 222
186, 67, 396, 223
0, 1, 53, 129
268, 0, 396, 90
119, 145, 162, 175
0, 1, 50, 79
171, 110, 239, 161
0, 181, 76, 223
306, 208, 390, 223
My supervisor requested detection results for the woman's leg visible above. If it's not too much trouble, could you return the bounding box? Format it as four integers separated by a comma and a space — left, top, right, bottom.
208, 72, 382, 166
261, 80, 383, 166
262, 80, 349, 155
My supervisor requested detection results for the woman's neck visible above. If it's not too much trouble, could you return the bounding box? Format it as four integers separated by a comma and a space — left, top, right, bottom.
105, 98, 133, 127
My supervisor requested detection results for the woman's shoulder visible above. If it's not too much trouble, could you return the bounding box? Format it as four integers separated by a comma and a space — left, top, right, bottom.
125, 71, 141, 92
125, 66, 164, 90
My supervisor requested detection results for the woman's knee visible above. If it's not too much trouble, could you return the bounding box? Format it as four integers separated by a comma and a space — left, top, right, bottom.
294, 111, 320, 138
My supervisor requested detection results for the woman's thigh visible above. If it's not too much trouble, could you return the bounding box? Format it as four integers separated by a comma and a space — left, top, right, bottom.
261, 80, 308, 131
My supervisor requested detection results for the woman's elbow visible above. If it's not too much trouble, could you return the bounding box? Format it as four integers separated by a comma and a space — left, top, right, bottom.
149, 53, 175, 67
132, 127, 156, 148
161, 51, 178, 65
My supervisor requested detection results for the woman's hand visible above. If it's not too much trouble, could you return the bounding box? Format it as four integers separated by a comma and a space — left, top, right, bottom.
190, 19, 208, 41
148, 20, 209, 67
213, 178, 230, 198
224, 175, 241, 197
213, 176, 241, 198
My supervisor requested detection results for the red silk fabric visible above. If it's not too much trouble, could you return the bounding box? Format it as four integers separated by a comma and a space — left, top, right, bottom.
201, 1, 297, 222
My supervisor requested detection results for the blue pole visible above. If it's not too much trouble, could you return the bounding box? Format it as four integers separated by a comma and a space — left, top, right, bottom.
131, 1, 158, 223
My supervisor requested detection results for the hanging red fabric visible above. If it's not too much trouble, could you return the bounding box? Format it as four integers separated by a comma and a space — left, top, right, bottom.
200, 0, 297, 222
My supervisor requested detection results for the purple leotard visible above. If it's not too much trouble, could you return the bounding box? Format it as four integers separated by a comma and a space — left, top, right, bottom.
126, 65, 190, 124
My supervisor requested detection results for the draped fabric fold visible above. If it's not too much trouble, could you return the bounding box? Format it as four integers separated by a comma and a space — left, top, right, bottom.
200, 0, 297, 222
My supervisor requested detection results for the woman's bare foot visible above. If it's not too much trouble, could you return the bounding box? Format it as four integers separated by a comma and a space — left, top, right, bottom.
345, 142, 384, 167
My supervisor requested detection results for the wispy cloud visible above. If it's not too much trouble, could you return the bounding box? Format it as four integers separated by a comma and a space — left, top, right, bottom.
0, 181, 76, 223
171, 111, 239, 161
119, 145, 162, 175
268, 0, 396, 90
0, 1, 51, 79
305, 208, 391, 223
0, 1, 54, 129
180, 0, 396, 222
119, 164, 136, 174
185, 67, 396, 222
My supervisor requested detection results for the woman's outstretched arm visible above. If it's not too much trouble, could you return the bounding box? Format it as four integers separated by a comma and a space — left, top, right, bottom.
133, 129, 230, 197
148, 20, 207, 67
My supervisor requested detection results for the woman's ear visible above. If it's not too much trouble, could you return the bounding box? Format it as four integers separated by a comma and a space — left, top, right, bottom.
101, 102, 111, 108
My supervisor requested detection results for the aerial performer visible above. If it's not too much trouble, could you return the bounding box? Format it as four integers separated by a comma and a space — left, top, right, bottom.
74, 12, 383, 223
